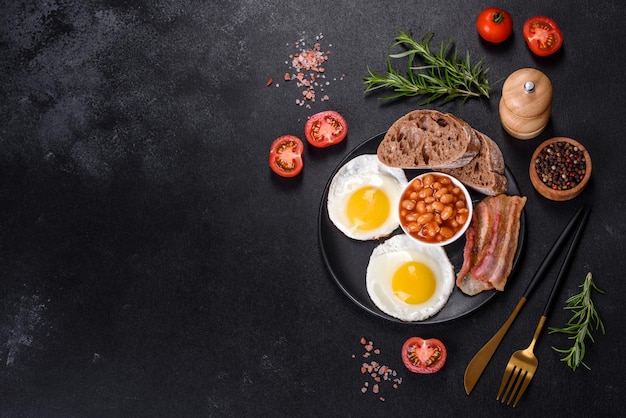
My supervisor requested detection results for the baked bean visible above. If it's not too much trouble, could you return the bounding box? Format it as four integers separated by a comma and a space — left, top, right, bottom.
440, 193, 455, 204
422, 174, 435, 186
440, 226, 454, 239
401, 199, 416, 211
431, 201, 445, 212
456, 210, 469, 225
417, 213, 434, 225
407, 222, 420, 233
434, 187, 449, 198
440, 205, 454, 220
398, 173, 471, 244
418, 187, 433, 199
425, 221, 439, 237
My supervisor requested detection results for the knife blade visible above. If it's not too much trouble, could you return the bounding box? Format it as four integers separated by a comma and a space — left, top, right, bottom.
464, 297, 525, 394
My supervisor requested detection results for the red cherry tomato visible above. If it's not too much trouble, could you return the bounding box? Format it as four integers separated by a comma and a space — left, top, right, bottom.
304, 110, 348, 148
523, 16, 563, 56
269, 135, 304, 178
476, 7, 513, 43
401, 337, 447, 374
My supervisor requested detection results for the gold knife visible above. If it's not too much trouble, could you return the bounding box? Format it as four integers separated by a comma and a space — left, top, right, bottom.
463, 205, 588, 395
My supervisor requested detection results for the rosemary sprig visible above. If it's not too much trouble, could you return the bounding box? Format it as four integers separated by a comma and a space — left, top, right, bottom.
548, 272, 605, 371
364, 31, 493, 104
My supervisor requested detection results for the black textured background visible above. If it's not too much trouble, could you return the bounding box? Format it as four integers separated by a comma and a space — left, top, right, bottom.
1, 1, 624, 416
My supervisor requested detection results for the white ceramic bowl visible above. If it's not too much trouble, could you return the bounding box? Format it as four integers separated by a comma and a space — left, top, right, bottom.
398, 172, 473, 247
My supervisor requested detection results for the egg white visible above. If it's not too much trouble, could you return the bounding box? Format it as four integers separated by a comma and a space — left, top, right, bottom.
327, 154, 408, 240
366, 234, 455, 321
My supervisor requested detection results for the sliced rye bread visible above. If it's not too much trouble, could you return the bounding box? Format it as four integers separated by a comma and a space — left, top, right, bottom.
440, 130, 508, 196
377, 109, 481, 169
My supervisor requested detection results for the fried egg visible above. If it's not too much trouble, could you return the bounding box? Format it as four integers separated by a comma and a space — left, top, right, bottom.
366, 234, 454, 321
327, 154, 408, 240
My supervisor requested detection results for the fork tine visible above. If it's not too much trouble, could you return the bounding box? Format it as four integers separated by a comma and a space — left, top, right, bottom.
496, 363, 515, 401
505, 368, 527, 405
512, 371, 533, 407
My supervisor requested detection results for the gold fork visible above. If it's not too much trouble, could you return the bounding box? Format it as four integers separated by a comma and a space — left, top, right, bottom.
496, 206, 590, 407
496, 316, 545, 406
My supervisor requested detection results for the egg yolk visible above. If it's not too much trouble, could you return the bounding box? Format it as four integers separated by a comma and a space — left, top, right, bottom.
392, 261, 436, 304
346, 186, 390, 230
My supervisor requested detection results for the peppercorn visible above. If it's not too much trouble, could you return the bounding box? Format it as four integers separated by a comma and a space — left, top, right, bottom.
534, 141, 586, 191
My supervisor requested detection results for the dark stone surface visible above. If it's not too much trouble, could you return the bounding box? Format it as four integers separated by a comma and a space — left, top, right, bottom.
1, 0, 624, 416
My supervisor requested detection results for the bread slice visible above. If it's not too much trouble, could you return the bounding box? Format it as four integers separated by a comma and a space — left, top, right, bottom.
377, 109, 481, 169
441, 130, 508, 196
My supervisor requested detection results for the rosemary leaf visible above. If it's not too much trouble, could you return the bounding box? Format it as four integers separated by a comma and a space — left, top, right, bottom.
364, 31, 492, 104
548, 272, 605, 371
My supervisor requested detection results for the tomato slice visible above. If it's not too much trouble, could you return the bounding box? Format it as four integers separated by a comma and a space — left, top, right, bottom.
476, 7, 513, 43
304, 110, 348, 148
523, 16, 563, 57
269, 135, 304, 178
401, 337, 447, 374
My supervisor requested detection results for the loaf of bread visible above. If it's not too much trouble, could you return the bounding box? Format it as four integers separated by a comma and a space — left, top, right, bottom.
377, 109, 508, 196
377, 110, 481, 169
441, 130, 507, 196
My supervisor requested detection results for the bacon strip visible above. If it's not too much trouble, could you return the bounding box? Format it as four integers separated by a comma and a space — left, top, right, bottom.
456, 195, 526, 296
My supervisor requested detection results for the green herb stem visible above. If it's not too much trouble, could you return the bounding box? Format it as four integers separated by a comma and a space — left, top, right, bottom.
548, 272, 605, 371
364, 31, 492, 104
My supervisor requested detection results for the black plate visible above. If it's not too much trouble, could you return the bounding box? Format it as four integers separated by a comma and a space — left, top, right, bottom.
318, 132, 526, 324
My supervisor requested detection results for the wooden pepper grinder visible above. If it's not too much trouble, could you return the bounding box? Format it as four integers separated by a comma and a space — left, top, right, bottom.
499, 68, 553, 140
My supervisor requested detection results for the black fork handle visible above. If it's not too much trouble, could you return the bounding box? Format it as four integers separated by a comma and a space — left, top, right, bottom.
542, 206, 591, 316
521, 205, 588, 300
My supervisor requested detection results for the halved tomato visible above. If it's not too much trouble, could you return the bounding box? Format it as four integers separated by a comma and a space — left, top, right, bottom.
269, 135, 304, 178
401, 337, 447, 374
523, 16, 563, 57
304, 110, 348, 148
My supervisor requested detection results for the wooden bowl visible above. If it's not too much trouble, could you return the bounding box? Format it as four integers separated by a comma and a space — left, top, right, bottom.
529, 137, 592, 201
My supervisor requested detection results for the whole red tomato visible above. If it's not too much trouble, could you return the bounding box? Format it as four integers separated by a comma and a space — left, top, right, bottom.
476, 7, 513, 43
